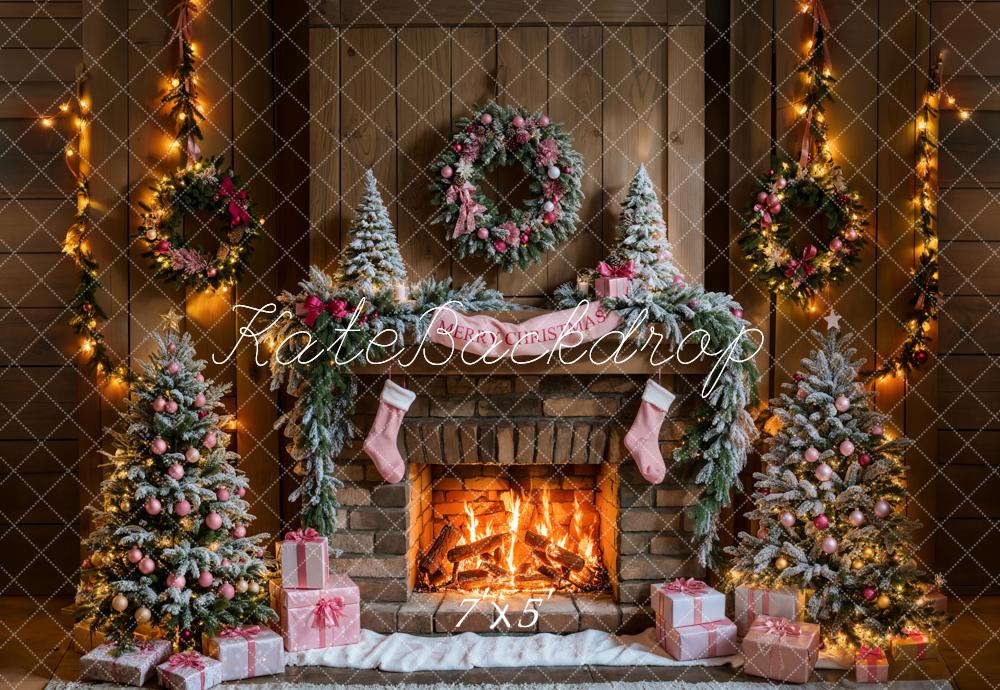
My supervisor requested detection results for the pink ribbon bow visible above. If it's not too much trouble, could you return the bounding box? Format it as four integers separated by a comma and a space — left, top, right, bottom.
596, 260, 636, 279
217, 177, 251, 227
664, 577, 709, 596
751, 616, 802, 638
446, 182, 486, 238
295, 297, 351, 327
784, 244, 818, 280
220, 626, 261, 640
856, 646, 885, 662
285, 527, 323, 542
167, 652, 206, 670
314, 596, 345, 629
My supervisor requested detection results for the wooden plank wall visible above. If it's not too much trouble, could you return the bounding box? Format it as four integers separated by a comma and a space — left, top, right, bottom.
931, 1, 1000, 595
307, 2, 709, 303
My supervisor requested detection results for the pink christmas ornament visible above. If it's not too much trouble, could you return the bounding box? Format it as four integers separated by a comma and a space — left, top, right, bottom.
804, 447, 820, 462
512, 115, 525, 128
845, 228, 859, 241
232, 524, 246, 539
776, 177, 787, 189
220, 558, 231, 568
165, 399, 179, 414
193, 393, 206, 408
167, 362, 180, 375
144, 498, 162, 515
152, 397, 166, 412
205, 512, 223, 530
493, 240, 507, 253
202, 432, 217, 449
198, 571, 214, 587
198, 410, 208, 419
757, 191, 769, 203
167, 463, 185, 480
757, 527, 768, 539
858, 453, 873, 467
874, 500, 891, 518
538, 115, 550, 126
829, 237, 843, 251
779, 511, 796, 528
195, 373, 205, 382
151, 437, 167, 455
672, 274, 685, 285
170, 574, 186, 590
167, 343, 176, 353
480, 113, 493, 125
174, 499, 191, 517
451, 142, 463, 153
871, 425, 884, 436
813, 514, 830, 530
237, 487, 247, 498
797, 387, 808, 399
127, 547, 143, 564
138, 557, 155, 575
835, 395, 851, 412
440, 165, 453, 179
849, 509, 865, 526
766, 193, 779, 207
815, 463, 833, 482
542, 211, 557, 225
820, 536, 839, 554
732, 308, 744, 319
145, 229, 158, 241
215, 486, 230, 502
862, 586, 877, 601
769, 203, 782, 214
218, 582, 235, 600
476, 227, 489, 240
206, 267, 217, 278
185, 447, 201, 463
839, 439, 855, 456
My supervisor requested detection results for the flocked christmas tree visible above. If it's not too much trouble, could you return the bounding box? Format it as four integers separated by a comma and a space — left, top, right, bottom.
335, 169, 407, 294
75, 319, 274, 648
725, 327, 944, 649
610, 164, 681, 291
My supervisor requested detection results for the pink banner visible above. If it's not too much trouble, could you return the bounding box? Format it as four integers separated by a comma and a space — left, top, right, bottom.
426, 302, 623, 360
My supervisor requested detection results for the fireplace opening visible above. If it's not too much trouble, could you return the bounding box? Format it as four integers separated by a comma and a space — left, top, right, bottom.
412, 464, 618, 595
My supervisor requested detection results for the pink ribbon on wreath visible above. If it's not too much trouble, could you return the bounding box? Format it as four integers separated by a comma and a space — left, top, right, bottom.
217, 177, 250, 227
313, 596, 345, 647
784, 244, 818, 280
166, 652, 207, 690
596, 260, 636, 279
447, 182, 486, 238
295, 296, 350, 327
220, 626, 261, 678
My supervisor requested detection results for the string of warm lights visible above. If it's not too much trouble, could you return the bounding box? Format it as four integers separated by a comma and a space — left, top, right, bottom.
870, 54, 969, 380
162, 0, 204, 163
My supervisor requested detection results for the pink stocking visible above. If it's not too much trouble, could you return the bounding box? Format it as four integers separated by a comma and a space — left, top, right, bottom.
624, 379, 676, 484
363, 379, 416, 484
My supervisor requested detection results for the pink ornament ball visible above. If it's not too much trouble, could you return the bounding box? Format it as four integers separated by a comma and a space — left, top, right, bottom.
440, 165, 453, 179
757, 191, 769, 203
766, 193, 779, 207
874, 500, 891, 518
804, 447, 820, 463
198, 410, 208, 419
205, 512, 223, 530
835, 395, 851, 412
174, 499, 191, 517
543, 211, 557, 225
480, 113, 493, 125
476, 227, 489, 240
151, 437, 167, 455
871, 425, 884, 436
165, 399, 178, 414
138, 557, 155, 575
193, 393, 206, 408
732, 308, 744, 319
152, 397, 167, 412
849, 509, 865, 526
858, 453, 872, 467
830, 237, 843, 252
169, 574, 186, 590
167, 463, 185, 480
815, 463, 833, 482
195, 373, 205, 383
203, 432, 217, 449
769, 203, 782, 214
820, 536, 839, 554
146, 229, 158, 241
216, 486, 230, 502
206, 267, 218, 278
185, 447, 201, 464
220, 558, 231, 568
757, 527, 768, 539
672, 274, 685, 286
512, 115, 525, 128
167, 362, 180, 375
451, 142, 463, 153
493, 240, 507, 253
776, 177, 787, 190
198, 571, 214, 588
813, 514, 830, 530
839, 439, 855, 456
145, 498, 162, 515
167, 342, 176, 353
232, 524, 246, 539
862, 586, 877, 601
797, 387, 808, 399
218, 582, 235, 600
845, 228, 859, 241
538, 115, 550, 126
127, 547, 143, 564
237, 487, 247, 498
779, 511, 796, 528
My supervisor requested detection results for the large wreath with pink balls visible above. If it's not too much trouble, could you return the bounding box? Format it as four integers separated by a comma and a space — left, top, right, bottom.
430, 102, 584, 272
738, 160, 867, 307
138, 156, 264, 291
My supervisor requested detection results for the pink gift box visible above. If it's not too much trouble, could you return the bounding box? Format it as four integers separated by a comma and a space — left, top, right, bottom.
204, 626, 285, 681
157, 651, 223, 690
651, 578, 726, 628
270, 574, 361, 652
277, 528, 329, 589
855, 647, 890, 683
742, 615, 820, 684
891, 628, 938, 661
734, 584, 804, 636
658, 617, 738, 661
594, 276, 630, 298
79, 639, 172, 686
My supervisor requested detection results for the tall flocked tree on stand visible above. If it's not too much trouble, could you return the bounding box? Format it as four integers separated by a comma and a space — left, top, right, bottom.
725, 327, 944, 650
609, 164, 682, 291
335, 169, 408, 294
75, 318, 274, 648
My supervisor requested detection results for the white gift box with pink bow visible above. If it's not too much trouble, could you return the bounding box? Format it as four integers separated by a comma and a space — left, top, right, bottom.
650, 578, 726, 629
203, 626, 284, 681
270, 574, 361, 652
276, 528, 329, 590
733, 584, 804, 636
156, 651, 223, 690
593, 260, 634, 298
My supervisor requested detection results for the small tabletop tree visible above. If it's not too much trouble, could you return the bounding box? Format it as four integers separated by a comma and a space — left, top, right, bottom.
610, 164, 681, 291
725, 328, 944, 649
75, 322, 274, 648
335, 169, 407, 294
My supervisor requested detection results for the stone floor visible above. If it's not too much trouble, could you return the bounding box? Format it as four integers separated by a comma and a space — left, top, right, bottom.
2, 595, 997, 690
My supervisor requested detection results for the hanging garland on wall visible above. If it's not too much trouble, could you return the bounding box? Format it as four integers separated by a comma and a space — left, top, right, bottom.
137, 0, 263, 292
430, 102, 584, 272
739, 0, 869, 308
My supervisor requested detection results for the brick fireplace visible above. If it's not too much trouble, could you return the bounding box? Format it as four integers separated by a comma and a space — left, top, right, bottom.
326, 371, 705, 635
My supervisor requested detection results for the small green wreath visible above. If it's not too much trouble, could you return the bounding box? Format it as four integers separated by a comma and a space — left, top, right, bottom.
739, 159, 867, 306
138, 156, 263, 291
429, 102, 584, 272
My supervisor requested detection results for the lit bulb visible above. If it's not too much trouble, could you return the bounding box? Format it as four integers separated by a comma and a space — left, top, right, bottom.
79, 99, 89, 111
171, 78, 180, 88
59, 102, 70, 112
41, 117, 53, 127
959, 110, 971, 120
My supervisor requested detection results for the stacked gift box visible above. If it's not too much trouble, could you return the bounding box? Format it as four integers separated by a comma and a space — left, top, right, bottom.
651, 578, 738, 661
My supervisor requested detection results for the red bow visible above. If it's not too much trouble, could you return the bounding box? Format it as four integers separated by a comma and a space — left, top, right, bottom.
784, 245, 818, 280
663, 577, 709, 596
220, 626, 261, 640
285, 527, 323, 542
295, 296, 351, 327
314, 596, 344, 629
751, 616, 802, 638
446, 182, 486, 238
856, 646, 885, 662
596, 260, 636, 279
217, 177, 250, 227
167, 652, 205, 671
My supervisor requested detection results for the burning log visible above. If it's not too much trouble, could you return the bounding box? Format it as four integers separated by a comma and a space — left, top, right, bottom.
427, 568, 449, 587
419, 522, 461, 574
481, 561, 508, 578
524, 530, 585, 571
469, 499, 506, 517
455, 568, 492, 587
447, 532, 508, 563
514, 573, 557, 589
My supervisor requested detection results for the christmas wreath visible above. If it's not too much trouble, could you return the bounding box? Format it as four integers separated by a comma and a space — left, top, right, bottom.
138, 157, 263, 291
430, 102, 584, 272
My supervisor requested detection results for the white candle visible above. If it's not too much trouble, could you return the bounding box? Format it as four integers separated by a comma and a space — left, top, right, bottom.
393, 283, 408, 302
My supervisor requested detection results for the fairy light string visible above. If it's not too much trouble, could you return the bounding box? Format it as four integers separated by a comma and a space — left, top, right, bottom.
163, 0, 204, 165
